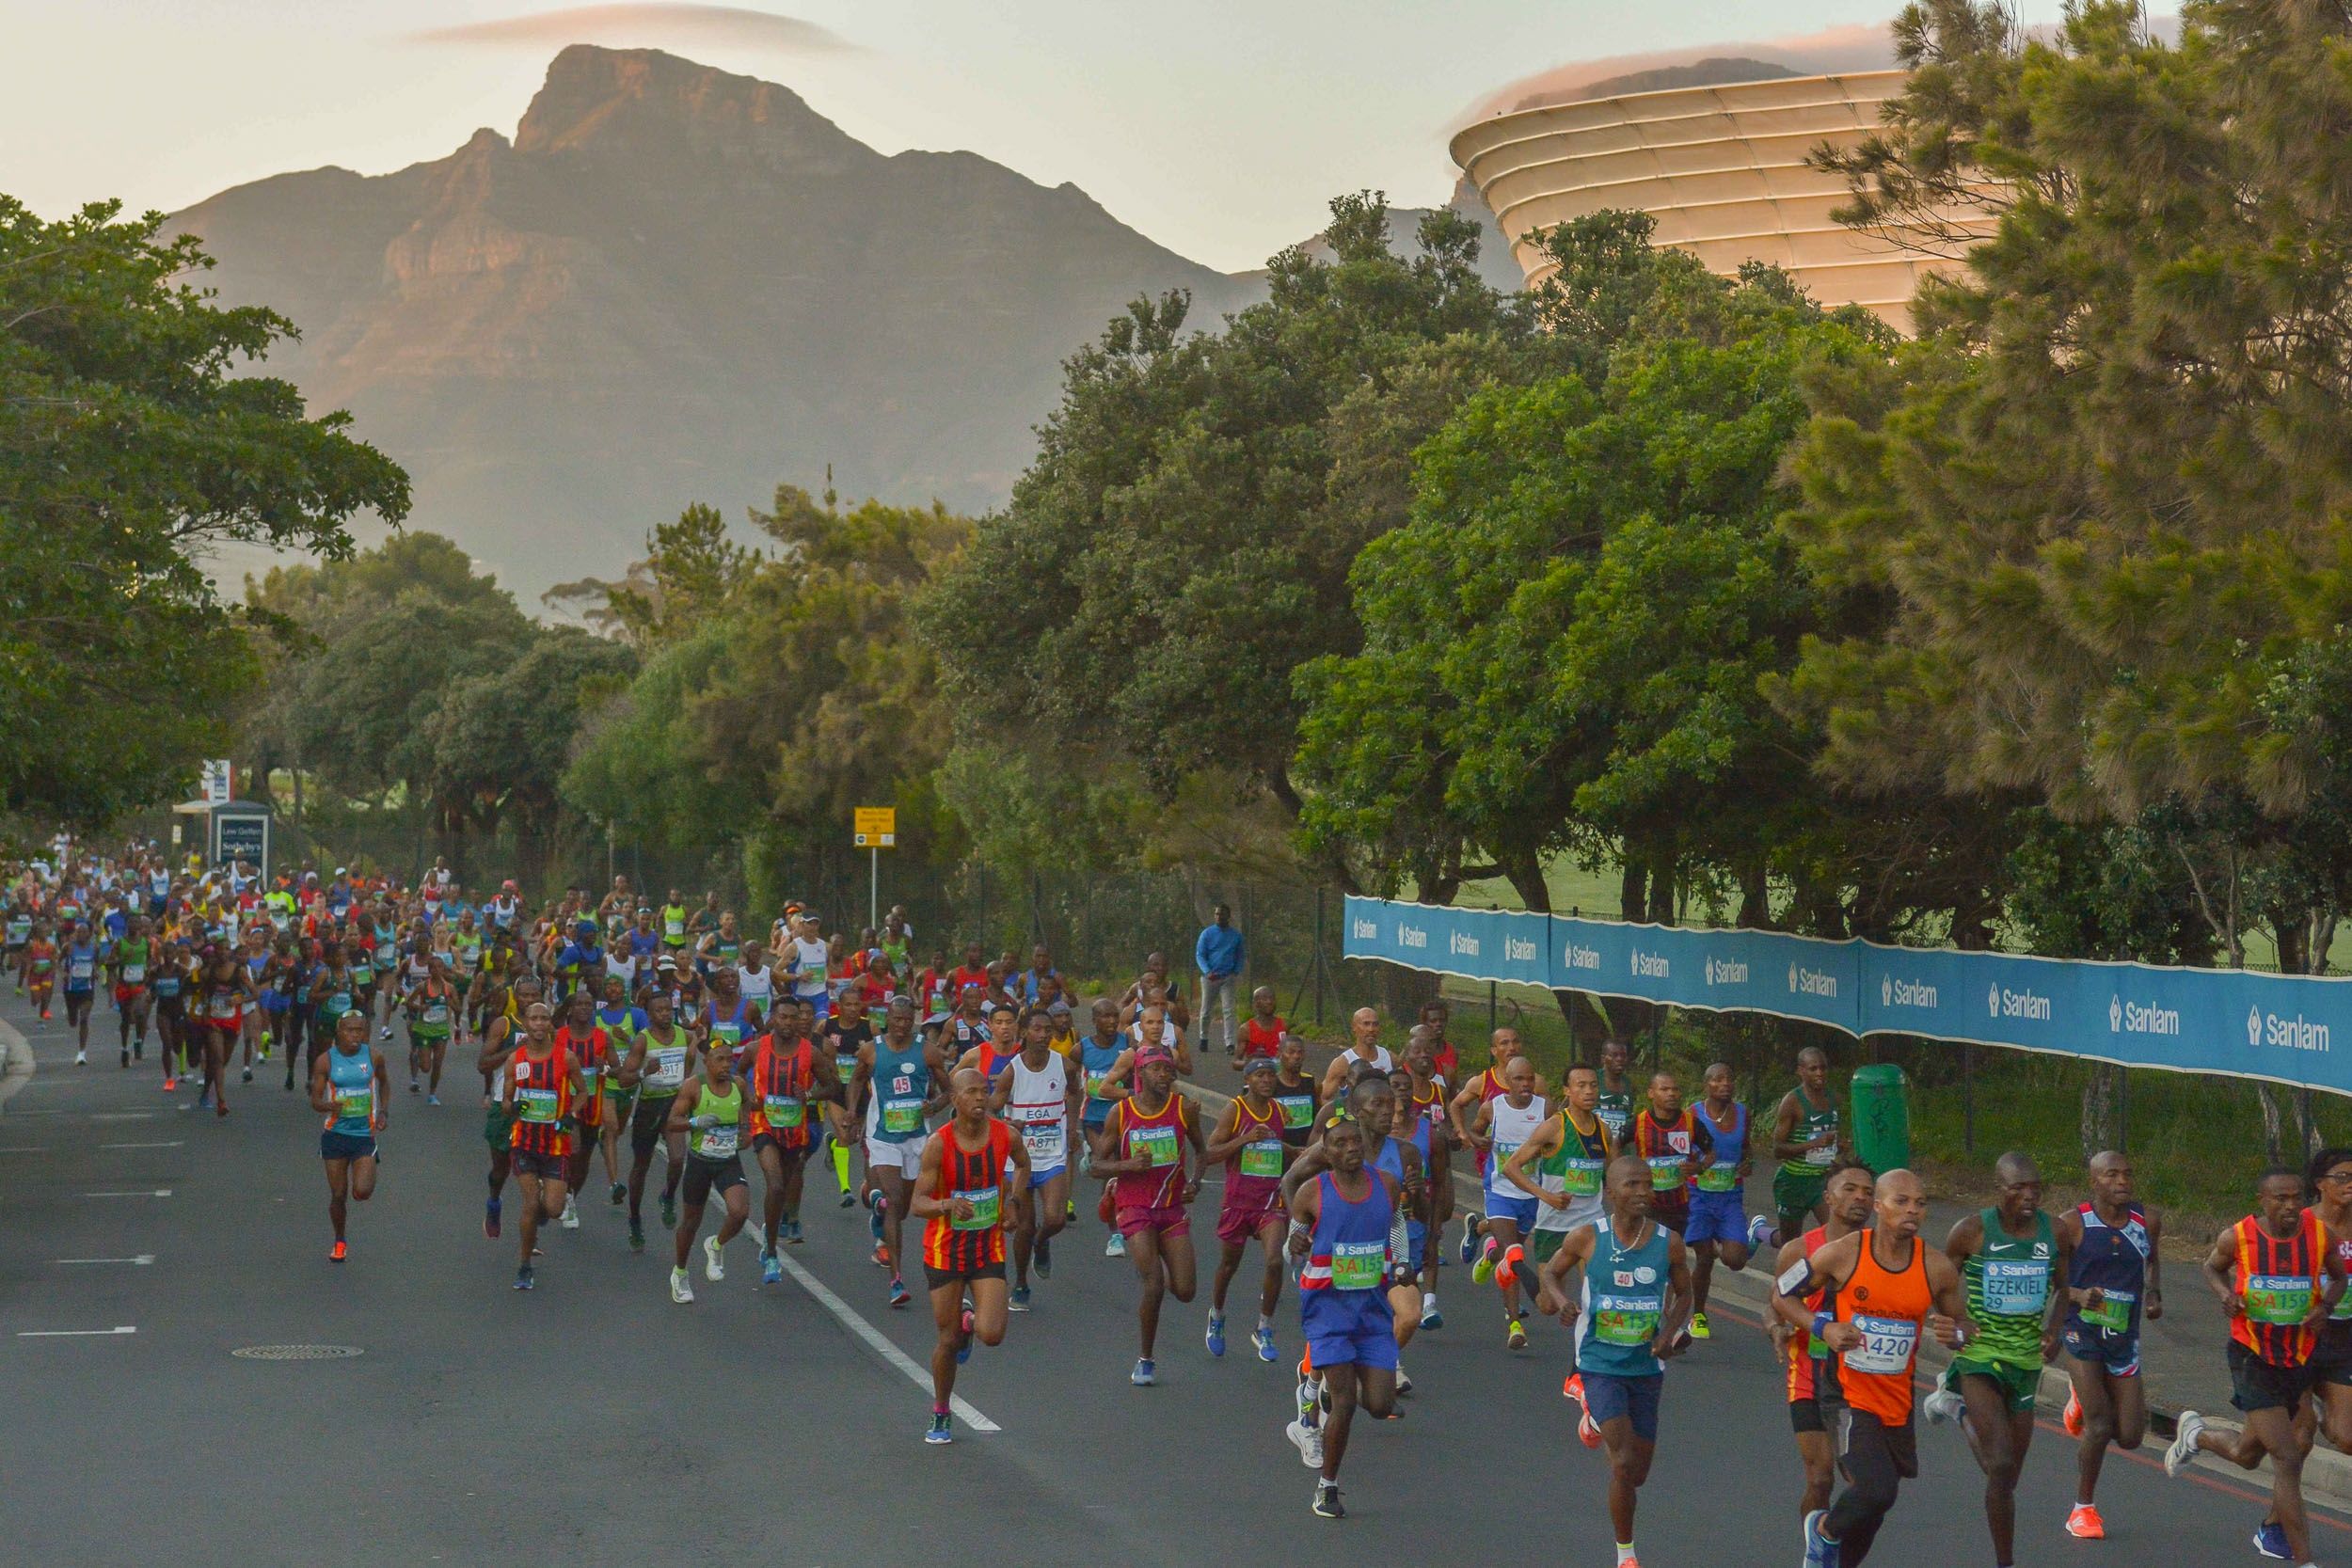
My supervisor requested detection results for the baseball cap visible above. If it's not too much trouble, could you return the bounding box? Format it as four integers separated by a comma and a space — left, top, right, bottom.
1136, 1045, 1175, 1069
656, 954, 677, 972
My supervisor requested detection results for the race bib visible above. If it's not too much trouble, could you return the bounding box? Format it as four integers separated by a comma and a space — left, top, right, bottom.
422, 1004, 451, 1024
1981, 1258, 2049, 1317
326, 991, 352, 1017
1020, 1114, 1065, 1164
69, 957, 93, 981
516, 1086, 559, 1124
1843, 1313, 1919, 1375
1592, 1292, 1661, 1346
1694, 1163, 1740, 1193
952, 1185, 1001, 1231
1804, 1144, 1836, 1167
335, 1087, 373, 1122
882, 1098, 924, 1134
2080, 1288, 2136, 1332
1129, 1123, 1178, 1167
1645, 1152, 1687, 1188
1276, 1093, 1313, 1130
154, 975, 180, 997
1560, 1156, 1604, 1196
120, 963, 146, 984
651, 1047, 688, 1089
765, 1095, 805, 1128
2247, 1274, 2315, 1327
1238, 1138, 1284, 1178
1328, 1239, 1384, 1291
698, 1124, 739, 1158
835, 1050, 859, 1082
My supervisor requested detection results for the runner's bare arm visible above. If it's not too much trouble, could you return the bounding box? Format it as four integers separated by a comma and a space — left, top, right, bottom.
2144, 1209, 2165, 1319
1656, 1232, 1694, 1355
1533, 1224, 1594, 1319
1500, 1117, 1564, 1205
1279, 1140, 1331, 1207
1774, 1230, 1858, 1342
1924, 1247, 1977, 1349
1005, 1132, 1032, 1208
1201, 1099, 1248, 1164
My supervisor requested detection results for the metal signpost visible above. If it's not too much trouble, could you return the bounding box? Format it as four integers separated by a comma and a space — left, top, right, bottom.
852, 807, 896, 928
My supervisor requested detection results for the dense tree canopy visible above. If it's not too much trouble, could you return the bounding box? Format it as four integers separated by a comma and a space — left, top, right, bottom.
0, 197, 407, 824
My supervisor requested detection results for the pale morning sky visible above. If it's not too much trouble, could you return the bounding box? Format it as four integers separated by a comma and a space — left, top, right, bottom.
0, 0, 2079, 273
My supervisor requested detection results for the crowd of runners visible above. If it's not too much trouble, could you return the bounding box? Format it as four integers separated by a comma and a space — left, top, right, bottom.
12, 835, 2352, 1564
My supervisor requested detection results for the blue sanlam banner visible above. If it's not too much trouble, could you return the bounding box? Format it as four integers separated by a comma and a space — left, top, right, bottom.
1343, 895, 2352, 1098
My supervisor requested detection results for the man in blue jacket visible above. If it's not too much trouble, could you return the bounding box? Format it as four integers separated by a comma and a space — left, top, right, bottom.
1194, 903, 1246, 1060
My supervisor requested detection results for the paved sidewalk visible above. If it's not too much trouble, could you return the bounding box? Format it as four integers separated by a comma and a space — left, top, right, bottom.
0, 1008, 32, 1113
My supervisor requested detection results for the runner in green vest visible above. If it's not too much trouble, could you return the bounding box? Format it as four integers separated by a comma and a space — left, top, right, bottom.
661, 893, 691, 952
1924, 1151, 2072, 1568
1594, 1037, 1636, 1147
1768, 1048, 1846, 1245
665, 1039, 749, 1304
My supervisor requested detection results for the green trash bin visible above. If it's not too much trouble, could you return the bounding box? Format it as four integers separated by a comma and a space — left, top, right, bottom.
1850, 1063, 1911, 1174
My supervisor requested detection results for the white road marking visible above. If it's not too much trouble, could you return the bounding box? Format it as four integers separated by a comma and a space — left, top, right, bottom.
56, 1255, 156, 1266
16, 1326, 136, 1338
0, 1146, 48, 1154
101, 1140, 183, 1149
83, 1188, 171, 1198
773, 1252, 1001, 1433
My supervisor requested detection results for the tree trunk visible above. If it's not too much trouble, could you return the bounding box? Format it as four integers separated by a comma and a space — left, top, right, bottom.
1618, 859, 1647, 924
2078, 1063, 2116, 1161
1736, 862, 1772, 929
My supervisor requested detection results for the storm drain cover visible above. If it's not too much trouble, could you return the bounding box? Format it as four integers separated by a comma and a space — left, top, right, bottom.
232, 1343, 364, 1360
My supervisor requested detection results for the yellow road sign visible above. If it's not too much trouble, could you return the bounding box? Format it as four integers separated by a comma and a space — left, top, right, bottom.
853, 806, 897, 848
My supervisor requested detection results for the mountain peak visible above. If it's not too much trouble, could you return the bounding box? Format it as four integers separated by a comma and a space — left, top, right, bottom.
514, 43, 869, 176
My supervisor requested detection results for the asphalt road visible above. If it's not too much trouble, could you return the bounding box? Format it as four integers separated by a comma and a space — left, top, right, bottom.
3, 991, 2343, 1568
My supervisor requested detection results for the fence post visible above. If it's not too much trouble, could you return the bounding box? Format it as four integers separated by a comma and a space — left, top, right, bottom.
1963, 1044, 1975, 1156
1488, 981, 1497, 1037
2121, 1069, 2130, 1153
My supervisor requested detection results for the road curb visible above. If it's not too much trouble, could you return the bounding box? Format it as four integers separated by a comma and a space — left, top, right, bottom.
0, 1009, 32, 1114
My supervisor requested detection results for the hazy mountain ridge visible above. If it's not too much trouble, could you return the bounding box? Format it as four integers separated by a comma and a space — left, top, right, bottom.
170, 45, 1265, 595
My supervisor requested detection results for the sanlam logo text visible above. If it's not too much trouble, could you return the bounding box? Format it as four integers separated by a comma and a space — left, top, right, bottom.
2250, 1004, 2329, 1053
1881, 975, 1938, 1009
1789, 965, 1838, 999
1630, 948, 1668, 979
1351, 916, 1377, 942
2107, 994, 2180, 1036
1504, 934, 1539, 964
1449, 929, 1481, 958
1563, 942, 1600, 973
1989, 984, 2053, 1022
1397, 924, 1426, 950
1704, 957, 1748, 987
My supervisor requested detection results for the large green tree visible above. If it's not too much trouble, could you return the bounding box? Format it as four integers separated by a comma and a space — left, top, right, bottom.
922, 195, 1551, 878
0, 197, 407, 823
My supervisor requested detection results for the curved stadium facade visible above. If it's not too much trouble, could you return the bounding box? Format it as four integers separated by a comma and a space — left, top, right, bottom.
1451, 68, 1996, 332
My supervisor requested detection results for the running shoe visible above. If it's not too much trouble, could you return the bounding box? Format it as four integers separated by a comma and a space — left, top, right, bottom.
866, 1187, 888, 1241
925, 1412, 954, 1445
609, 1181, 626, 1206
514, 1265, 535, 1291
426, 1094, 440, 1106
1578, 1410, 1603, 1449
887, 1275, 910, 1308
956, 1306, 977, 1364
1747, 1213, 1776, 1254
2164, 1410, 2205, 1479
1458, 1211, 1483, 1265
560, 1197, 580, 1231
747, 1221, 766, 1252
1802, 1508, 1839, 1568
2063, 1385, 2085, 1437
1495, 1243, 1524, 1291
2064, 1503, 2105, 1540
1206, 1311, 1226, 1356
119, 1046, 128, 1068
330, 1240, 348, 1262
670, 1266, 693, 1304
1922, 1387, 1965, 1426
380, 1025, 392, 1041
704, 1235, 725, 1281
1254, 1325, 1278, 1362
1505, 1317, 1528, 1351
408, 1077, 419, 1094
2253, 1519, 2290, 1560
871, 1241, 893, 1269
1034, 1234, 1052, 1278
1421, 1293, 1441, 1330
485, 1196, 501, 1239
761, 1250, 783, 1286
162, 1076, 177, 1091
786, 1219, 803, 1244
837, 1188, 855, 1208
1285, 1418, 1324, 1469
1064, 1197, 1076, 1223
74, 1050, 87, 1066
1395, 1364, 1412, 1395
1689, 1310, 1711, 1341
1471, 1236, 1500, 1285
1009, 1284, 1031, 1312
1564, 1370, 1586, 1405
1311, 1481, 1343, 1519
1132, 1357, 1156, 1386
661, 1194, 677, 1228
628, 1219, 644, 1252
240, 1066, 251, 1083
1105, 1229, 1126, 1259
